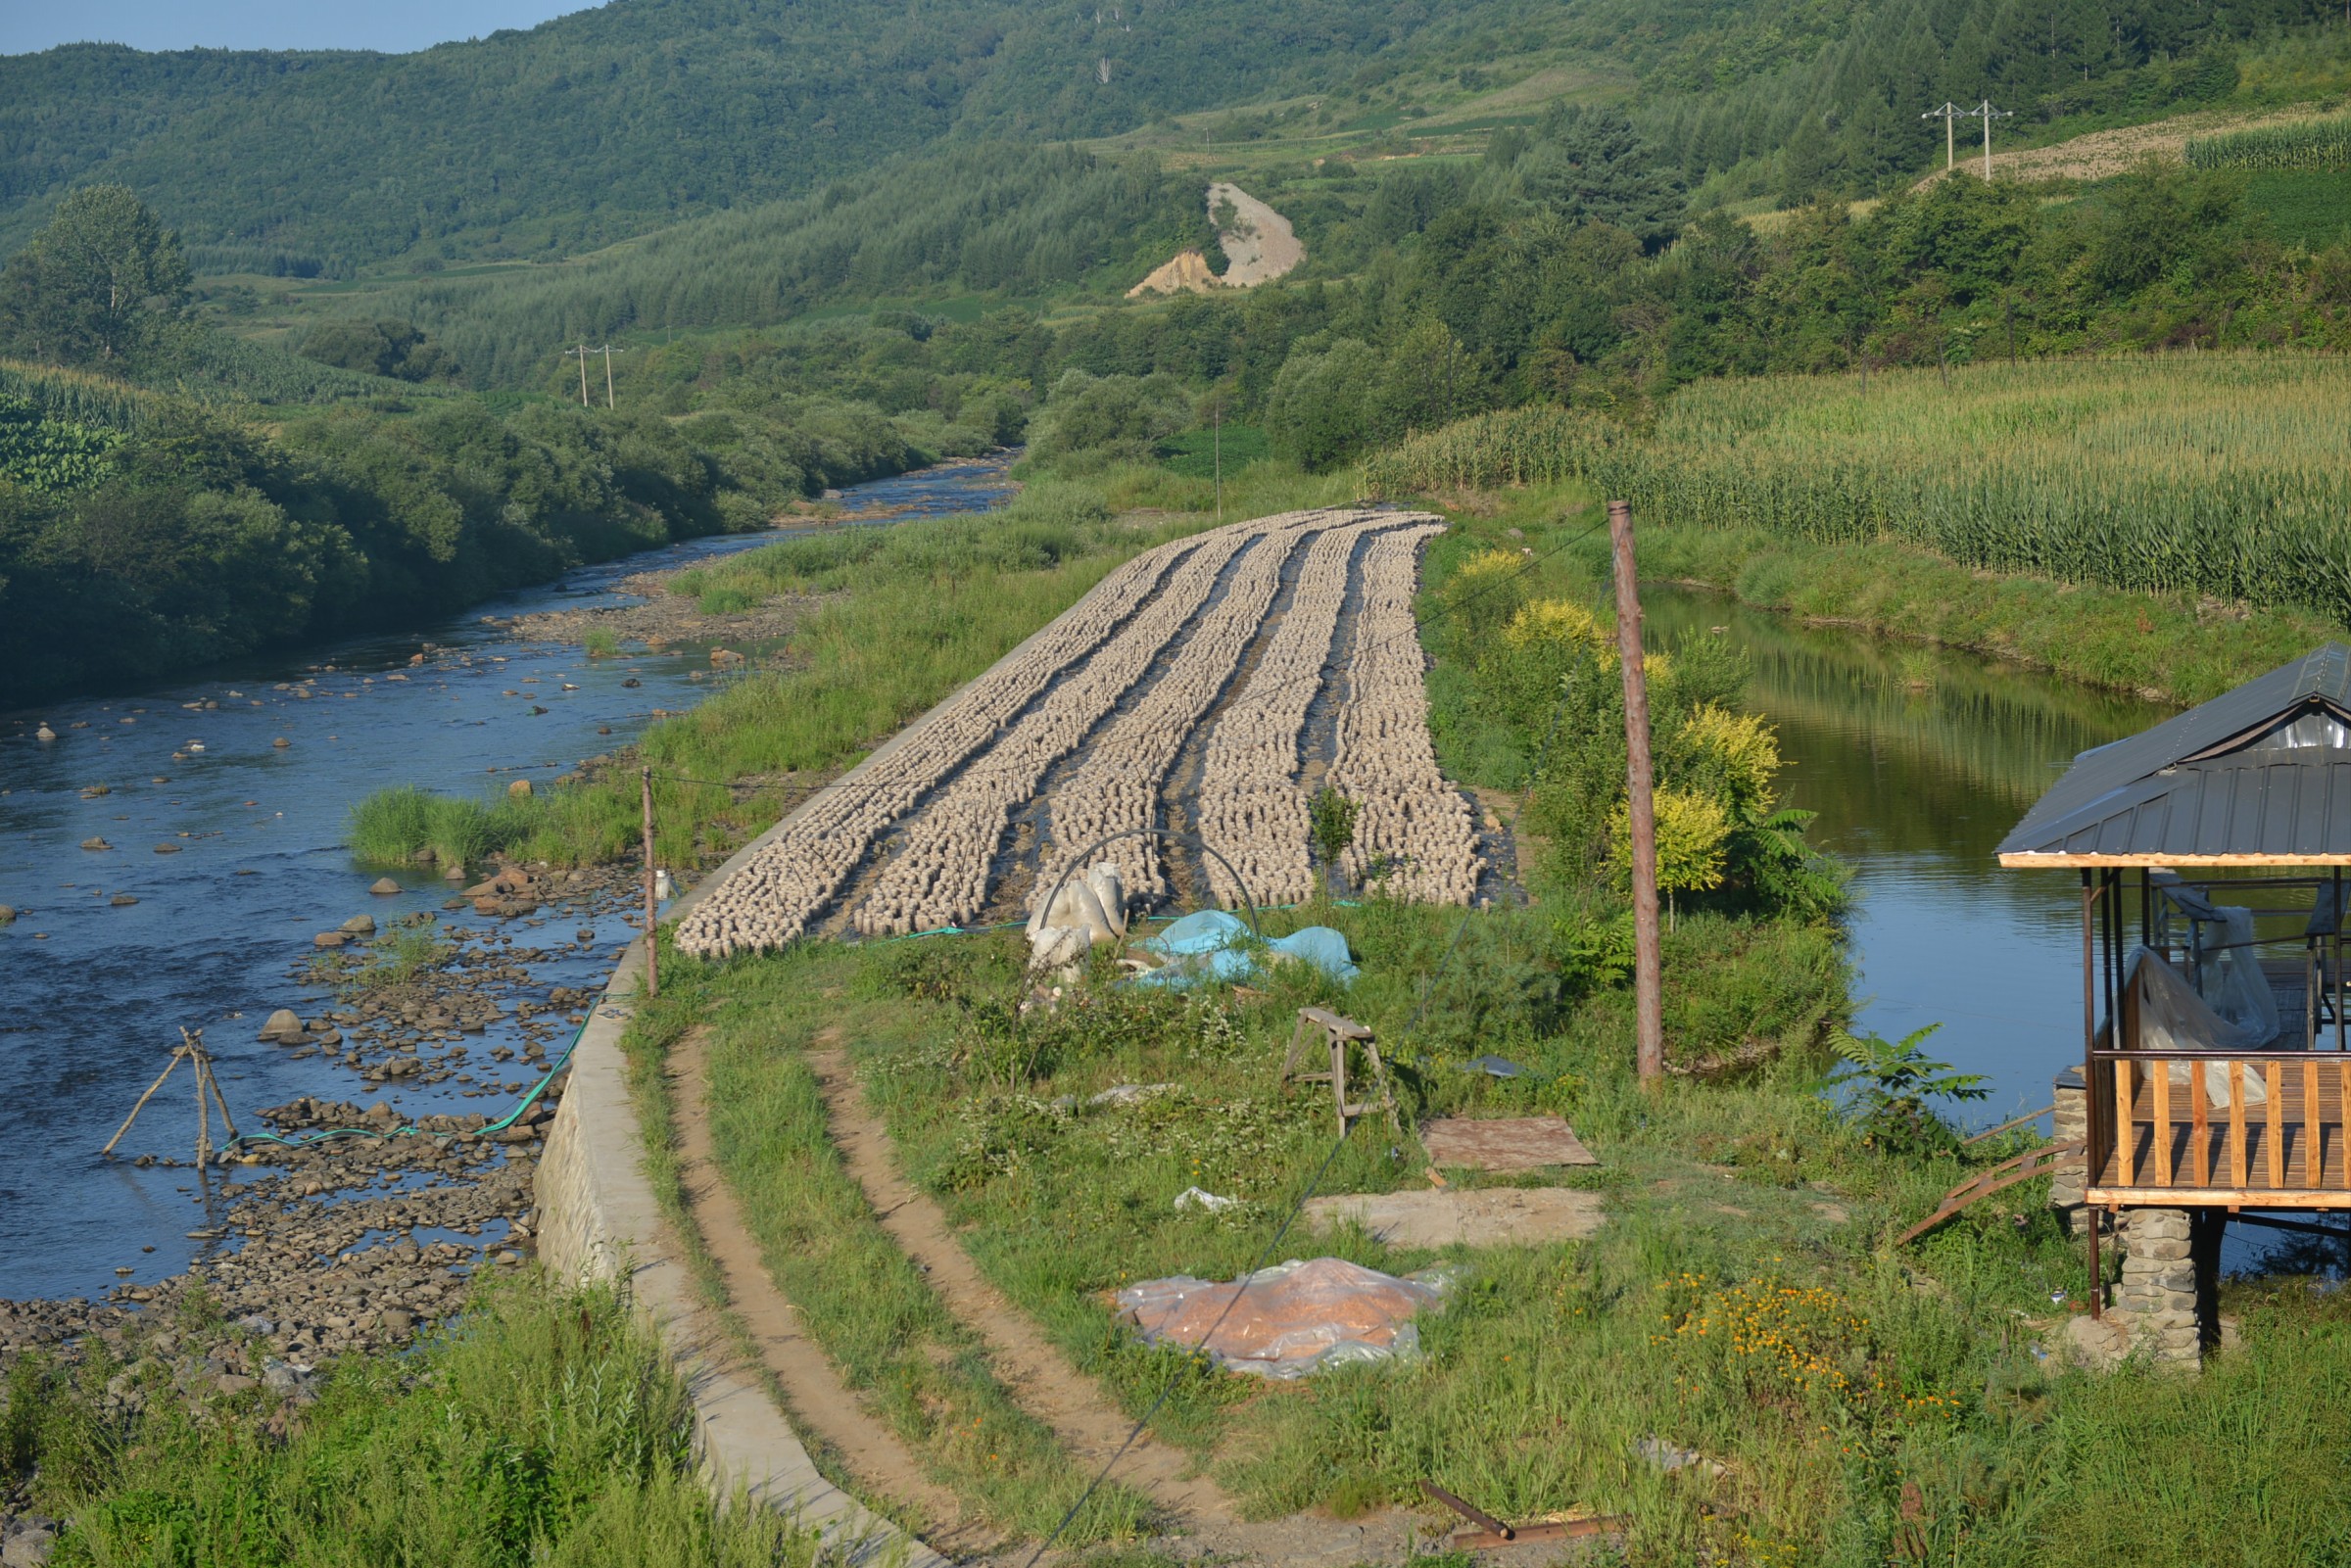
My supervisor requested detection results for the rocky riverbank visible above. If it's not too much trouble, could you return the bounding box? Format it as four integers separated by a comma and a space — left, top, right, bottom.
0, 856, 650, 1375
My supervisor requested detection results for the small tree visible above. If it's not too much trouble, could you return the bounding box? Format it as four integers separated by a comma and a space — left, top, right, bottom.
0, 185, 191, 366
1308, 786, 1360, 897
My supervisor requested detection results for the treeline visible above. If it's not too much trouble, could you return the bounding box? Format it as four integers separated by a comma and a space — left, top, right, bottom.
0, 368, 984, 705
0, 189, 1000, 706
393, 145, 1217, 385
618, 147, 2349, 481
1636, 0, 2336, 204
0, 0, 1553, 268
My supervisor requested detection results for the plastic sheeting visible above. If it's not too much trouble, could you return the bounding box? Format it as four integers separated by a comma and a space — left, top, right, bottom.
2128, 945, 2273, 1108
1128, 910, 1360, 988
1114, 1256, 1451, 1378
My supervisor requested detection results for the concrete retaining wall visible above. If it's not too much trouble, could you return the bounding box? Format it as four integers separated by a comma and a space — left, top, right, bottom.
538, 939, 944, 1566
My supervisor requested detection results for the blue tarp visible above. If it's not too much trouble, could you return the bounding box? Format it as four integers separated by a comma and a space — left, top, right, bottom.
1130, 910, 1359, 988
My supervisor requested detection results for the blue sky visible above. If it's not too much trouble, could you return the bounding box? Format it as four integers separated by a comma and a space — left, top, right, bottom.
2, 1, 599, 55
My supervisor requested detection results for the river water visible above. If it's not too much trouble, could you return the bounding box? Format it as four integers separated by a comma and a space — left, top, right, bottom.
0, 457, 1016, 1304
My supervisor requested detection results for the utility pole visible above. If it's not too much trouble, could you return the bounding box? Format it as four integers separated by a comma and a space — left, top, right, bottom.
592, 344, 625, 409
1922, 101, 1966, 173
564, 345, 590, 407
641, 767, 659, 999
1608, 499, 1664, 1089
1967, 99, 2014, 180
1213, 402, 1223, 524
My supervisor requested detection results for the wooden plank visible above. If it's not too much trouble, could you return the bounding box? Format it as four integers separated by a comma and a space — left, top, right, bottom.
2268, 1063, 2285, 1189
2113, 1058, 2135, 1188
2306, 1059, 2323, 1188
2089, 1187, 2351, 1209
2153, 1060, 2173, 1186
2000, 852, 2351, 868
2192, 1064, 2210, 1187
2231, 1062, 2248, 1189
2341, 1060, 2351, 1190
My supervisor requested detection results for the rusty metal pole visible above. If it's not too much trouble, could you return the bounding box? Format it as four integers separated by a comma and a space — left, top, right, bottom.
1609, 499, 1664, 1088
642, 766, 659, 999
2083, 873, 2101, 1320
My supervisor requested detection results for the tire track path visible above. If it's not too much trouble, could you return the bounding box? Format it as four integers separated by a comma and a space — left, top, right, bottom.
667, 1026, 974, 1545
805, 1042, 1237, 1529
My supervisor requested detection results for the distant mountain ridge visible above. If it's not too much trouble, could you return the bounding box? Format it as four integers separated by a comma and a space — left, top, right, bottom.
0, 0, 1540, 270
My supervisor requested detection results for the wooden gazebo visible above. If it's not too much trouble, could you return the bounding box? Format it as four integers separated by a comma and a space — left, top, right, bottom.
1998, 644, 2351, 1356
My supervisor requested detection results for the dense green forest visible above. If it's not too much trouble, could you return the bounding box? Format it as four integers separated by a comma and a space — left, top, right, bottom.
7, 0, 2343, 270
0, 192, 997, 705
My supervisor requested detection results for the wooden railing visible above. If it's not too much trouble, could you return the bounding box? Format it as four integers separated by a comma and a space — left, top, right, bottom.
2089, 1046, 2351, 1199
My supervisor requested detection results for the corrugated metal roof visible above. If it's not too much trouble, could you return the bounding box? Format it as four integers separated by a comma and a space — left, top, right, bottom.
1998, 644, 2351, 865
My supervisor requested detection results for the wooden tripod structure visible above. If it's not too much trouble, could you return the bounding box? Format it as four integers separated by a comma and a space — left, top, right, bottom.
101, 1027, 240, 1163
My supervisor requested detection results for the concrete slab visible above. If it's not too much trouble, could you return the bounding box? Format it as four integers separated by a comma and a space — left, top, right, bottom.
1305, 1186, 1606, 1249
1420, 1116, 1598, 1172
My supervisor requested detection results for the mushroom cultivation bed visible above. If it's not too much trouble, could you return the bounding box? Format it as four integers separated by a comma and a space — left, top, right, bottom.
675, 508, 1483, 958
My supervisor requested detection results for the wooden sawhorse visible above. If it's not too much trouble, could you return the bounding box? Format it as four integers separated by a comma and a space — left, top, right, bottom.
1281, 1006, 1402, 1137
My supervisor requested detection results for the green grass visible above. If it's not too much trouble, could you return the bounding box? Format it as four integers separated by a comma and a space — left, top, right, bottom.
1155, 423, 1271, 482
2187, 112, 2351, 171
0, 1275, 825, 1566
348, 784, 535, 870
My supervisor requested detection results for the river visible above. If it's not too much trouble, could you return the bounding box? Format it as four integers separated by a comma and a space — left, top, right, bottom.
0, 456, 1016, 1305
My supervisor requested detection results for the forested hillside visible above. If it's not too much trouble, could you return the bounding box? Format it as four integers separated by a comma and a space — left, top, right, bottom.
7, 0, 2340, 272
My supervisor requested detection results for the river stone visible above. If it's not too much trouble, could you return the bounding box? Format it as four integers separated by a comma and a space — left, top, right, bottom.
312, 931, 348, 948
340, 915, 377, 935
153, 842, 181, 854
35, 724, 57, 741
80, 836, 111, 851
111, 894, 138, 907
0, 905, 16, 924
216, 1373, 258, 1396
272, 736, 290, 748
379, 1307, 415, 1334
258, 1009, 304, 1043
507, 778, 534, 798
368, 878, 401, 895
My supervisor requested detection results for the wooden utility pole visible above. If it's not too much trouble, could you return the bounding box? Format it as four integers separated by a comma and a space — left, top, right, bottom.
1213, 403, 1223, 524
641, 767, 659, 998
564, 345, 591, 406
1921, 102, 1966, 172
1968, 99, 2013, 180
593, 344, 625, 409
1608, 500, 1664, 1088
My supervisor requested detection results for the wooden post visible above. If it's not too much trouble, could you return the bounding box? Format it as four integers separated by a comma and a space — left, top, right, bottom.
1213, 403, 1223, 525
1608, 499, 1663, 1088
576, 345, 590, 407
641, 766, 659, 999
101, 1048, 184, 1156
602, 346, 617, 409
192, 1034, 212, 1167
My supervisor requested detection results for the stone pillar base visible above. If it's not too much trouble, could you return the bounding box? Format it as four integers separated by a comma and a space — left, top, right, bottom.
2050, 1070, 2089, 1234
2110, 1207, 2217, 1366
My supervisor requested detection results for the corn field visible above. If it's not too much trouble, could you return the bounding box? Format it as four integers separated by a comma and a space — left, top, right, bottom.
2186, 115, 2351, 172
1363, 354, 2351, 627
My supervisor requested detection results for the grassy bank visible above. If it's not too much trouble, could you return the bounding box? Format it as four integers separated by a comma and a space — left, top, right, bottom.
613, 966, 1155, 1544
0, 1276, 822, 1565
677, 904, 2351, 1563
1395, 476, 2335, 710
1366, 355, 2351, 634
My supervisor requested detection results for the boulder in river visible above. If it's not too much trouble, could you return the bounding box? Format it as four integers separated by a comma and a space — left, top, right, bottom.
272, 736, 290, 749
258, 1009, 305, 1043
0, 904, 16, 924
154, 842, 181, 854
368, 878, 401, 895
312, 931, 348, 948
340, 915, 376, 935
80, 836, 111, 851
36, 724, 57, 741
111, 894, 138, 907
507, 779, 533, 798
